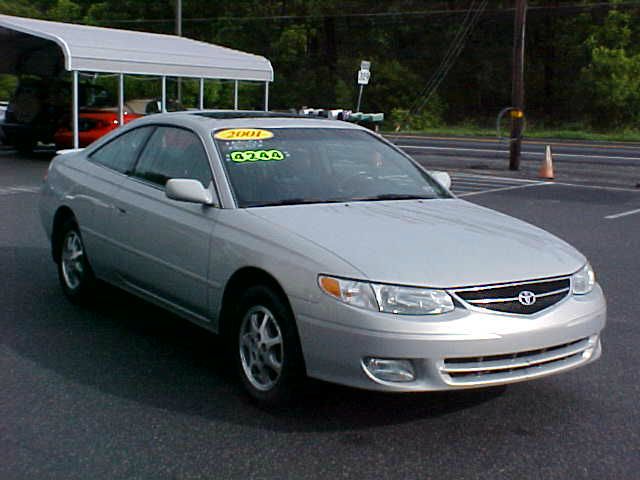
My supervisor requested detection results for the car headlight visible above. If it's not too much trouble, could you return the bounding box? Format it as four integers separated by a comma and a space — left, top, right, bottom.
317, 276, 378, 310
318, 275, 454, 315
571, 263, 595, 295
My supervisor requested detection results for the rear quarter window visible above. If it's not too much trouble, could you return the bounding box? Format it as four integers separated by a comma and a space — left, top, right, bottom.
89, 126, 153, 174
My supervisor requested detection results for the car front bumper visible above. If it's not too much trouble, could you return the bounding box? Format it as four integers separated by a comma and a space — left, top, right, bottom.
294, 284, 606, 391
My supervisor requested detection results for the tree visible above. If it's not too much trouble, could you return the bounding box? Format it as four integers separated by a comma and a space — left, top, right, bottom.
581, 9, 640, 127
47, 0, 82, 22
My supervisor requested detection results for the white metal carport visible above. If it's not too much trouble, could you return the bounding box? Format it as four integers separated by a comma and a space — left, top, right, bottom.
0, 14, 274, 148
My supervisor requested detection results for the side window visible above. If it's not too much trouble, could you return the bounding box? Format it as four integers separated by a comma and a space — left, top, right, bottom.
89, 127, 153, 174
134, 127, 212, 188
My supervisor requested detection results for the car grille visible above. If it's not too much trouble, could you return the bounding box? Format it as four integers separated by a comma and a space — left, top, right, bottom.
450, 276, 571, 314
440, 337, 596, 386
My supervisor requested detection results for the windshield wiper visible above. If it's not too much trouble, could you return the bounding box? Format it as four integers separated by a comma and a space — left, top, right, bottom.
251, 198, 348, 207
250, 194, 434, 207
350, 193, 436, 202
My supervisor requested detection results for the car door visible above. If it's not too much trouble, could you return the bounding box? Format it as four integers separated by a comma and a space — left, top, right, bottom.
78, 126, 154, 280
110, 125, 218, 319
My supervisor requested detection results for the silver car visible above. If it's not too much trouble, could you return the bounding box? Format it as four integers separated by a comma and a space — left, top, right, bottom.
39, 112, 606, 405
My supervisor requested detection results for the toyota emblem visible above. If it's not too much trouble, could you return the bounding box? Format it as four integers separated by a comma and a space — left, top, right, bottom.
518, 290, 536, 306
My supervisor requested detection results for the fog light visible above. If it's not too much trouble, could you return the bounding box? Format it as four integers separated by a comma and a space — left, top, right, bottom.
362, 357, 415, 383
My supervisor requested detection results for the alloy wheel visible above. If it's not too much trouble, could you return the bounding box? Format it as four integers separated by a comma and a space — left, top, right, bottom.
239, 305, 284, 391
61, 230, 85, 290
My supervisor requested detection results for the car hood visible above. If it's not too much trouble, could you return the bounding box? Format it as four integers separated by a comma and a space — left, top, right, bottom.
247, 199, 585, 288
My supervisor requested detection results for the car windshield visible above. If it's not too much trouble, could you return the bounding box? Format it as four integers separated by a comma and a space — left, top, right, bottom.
213, 127, 451, 208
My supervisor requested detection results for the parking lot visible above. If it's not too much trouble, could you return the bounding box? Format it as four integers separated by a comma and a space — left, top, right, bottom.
2, 147, 639, 479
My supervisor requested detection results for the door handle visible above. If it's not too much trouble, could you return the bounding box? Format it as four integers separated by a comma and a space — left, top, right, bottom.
116, 206, 127, 214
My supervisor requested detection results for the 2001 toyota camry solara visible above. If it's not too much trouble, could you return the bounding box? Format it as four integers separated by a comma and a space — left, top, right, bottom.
40, 111, 606, 405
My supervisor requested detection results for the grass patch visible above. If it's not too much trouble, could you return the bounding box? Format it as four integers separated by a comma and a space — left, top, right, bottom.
386, 125, 640, 143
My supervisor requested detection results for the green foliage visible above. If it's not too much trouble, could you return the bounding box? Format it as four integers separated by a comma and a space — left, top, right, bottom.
273, 26, 308, 66
334, 79, 353, 108
365, 60, 422, 114
0, 75, 18, 100
4, 1, 640, 132
580, 9, 640, 126
46, 0, 82, 21
390, 98, 445, 131
0, 0, 41, 17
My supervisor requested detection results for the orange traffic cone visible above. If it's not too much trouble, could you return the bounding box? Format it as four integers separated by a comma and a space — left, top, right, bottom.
539, 145, 555, 179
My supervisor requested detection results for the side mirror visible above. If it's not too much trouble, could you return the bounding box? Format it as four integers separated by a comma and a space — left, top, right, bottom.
430, 171, 452, 190
165, 178, 214, 205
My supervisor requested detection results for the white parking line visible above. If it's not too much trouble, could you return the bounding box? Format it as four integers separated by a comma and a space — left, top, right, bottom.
457, 182, 548, 197
454, 180, 528, 188
451, 172, 540, 183
0, 186, 40, 196
551, 182, 640, 193
448, 172, 547, 197
604, 208, 640, 220
449, 173, 640, 196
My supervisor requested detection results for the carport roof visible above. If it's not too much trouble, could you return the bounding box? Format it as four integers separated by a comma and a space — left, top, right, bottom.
0, 14, 273, 81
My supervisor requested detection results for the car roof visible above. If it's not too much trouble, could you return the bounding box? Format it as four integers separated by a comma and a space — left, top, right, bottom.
128, 110, 367, 132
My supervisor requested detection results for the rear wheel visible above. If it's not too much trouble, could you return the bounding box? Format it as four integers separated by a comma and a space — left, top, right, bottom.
57, 220, 95, 303
15, 138, 35, 154
234, 285, 305, 406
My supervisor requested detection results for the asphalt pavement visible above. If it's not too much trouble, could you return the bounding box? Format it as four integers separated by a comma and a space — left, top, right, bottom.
388, 134, 640, 190
1, 144, 640, 480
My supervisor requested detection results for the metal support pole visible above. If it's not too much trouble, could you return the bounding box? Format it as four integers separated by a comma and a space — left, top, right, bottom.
264, 82, 269, 111
199, 78, 204, 110
175, 0, 182, 102
118, 73, 124, 127
72, 70, 79, 149
233, 80, 238, 110
161, 76, 167, 113
509, 0, 527, 171
356, 85, 364, 112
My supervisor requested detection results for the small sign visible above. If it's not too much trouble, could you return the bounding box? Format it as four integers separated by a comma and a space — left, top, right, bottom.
214, 129, 274, 141
229, 149, 285, 163
357, 69, 371, 85
360, 60, 371, 71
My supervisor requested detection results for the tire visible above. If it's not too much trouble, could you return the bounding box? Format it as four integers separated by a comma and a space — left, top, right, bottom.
56, 220, 96, 303
15, 138, 35, 154
234, 285, 305, 406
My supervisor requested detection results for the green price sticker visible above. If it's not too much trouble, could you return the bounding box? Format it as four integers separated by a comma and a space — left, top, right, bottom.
230, 150, 285, 163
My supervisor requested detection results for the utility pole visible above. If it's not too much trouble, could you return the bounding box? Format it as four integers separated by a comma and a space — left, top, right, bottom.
175, 0, 182, 36
509, 0, 527, 170
175, 0, 182, 103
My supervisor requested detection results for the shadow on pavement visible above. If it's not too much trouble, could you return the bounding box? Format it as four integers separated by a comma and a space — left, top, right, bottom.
3, 246, 551, 434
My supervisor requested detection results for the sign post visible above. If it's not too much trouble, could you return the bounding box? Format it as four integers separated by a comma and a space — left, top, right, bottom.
355, 60, 371, 112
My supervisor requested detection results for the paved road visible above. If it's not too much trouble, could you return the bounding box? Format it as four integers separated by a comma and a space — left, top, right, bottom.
389, 135, 640, 167
389, 135, 640, 190
2, 150, 640, 479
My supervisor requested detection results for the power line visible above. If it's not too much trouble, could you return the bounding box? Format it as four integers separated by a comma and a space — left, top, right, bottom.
408, 0, 480, 113
411, 0, 489, 115
90, 2, 640, 25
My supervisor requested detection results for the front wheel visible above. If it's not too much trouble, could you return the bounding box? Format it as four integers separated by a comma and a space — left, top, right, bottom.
57, 220, 95, 303
235, 285, 305, 406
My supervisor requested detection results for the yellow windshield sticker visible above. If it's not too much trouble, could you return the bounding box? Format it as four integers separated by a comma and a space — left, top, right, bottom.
214, 128, 274, 141
230, 149, 285, 163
